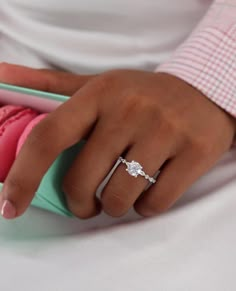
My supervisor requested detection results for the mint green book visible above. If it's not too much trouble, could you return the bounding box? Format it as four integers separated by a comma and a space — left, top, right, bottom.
0, 83, 86, 217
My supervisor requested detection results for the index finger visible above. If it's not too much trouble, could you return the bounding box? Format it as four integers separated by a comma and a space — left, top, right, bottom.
0, 85, 99, 219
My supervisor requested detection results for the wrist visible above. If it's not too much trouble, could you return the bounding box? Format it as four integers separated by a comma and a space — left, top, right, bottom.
156, 71, 236, 148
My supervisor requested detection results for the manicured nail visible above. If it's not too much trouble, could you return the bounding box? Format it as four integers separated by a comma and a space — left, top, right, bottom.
1, 200, 16, 219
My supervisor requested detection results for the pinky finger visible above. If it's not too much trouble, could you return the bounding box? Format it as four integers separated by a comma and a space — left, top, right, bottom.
134, 148, 213, 217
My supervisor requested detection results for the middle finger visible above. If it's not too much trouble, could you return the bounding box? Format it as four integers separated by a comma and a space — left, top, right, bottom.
63, 116, 134, 218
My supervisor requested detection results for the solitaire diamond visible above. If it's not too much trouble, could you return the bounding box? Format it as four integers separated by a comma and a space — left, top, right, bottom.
126, 161, 143, 177
118, 157, 156, 184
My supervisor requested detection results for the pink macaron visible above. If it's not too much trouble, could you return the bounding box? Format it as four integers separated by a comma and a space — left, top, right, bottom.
16, 113, 48, 156
0, 105, 38, 182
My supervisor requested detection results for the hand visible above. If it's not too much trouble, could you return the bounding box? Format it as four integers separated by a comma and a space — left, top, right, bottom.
0, 63, 235, 219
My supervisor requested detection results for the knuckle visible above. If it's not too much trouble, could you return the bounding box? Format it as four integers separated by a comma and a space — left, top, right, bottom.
42, 70, 72, 93
68, 203, 98, 219
62, 179, 82, 200
69, 202, 97, 219
26, 118, 61, 156
63, 174, 94, 200
42, 72, 58, 93
125, 94, 145, 113
63, 180, 99, 219
102, 186, 129, 217
117, 92, 152, 121
189, 135, 213, 157
94, 71, 119, 92
158, 118, 178, 137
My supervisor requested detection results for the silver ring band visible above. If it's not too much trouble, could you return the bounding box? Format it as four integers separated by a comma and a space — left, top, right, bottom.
118, 156, 156, 184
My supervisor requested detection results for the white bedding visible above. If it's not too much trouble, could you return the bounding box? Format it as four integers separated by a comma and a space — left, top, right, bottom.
0, 147, 236, 291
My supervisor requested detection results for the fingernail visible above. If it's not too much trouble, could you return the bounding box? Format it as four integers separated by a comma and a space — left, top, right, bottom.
1, 200, 17, 219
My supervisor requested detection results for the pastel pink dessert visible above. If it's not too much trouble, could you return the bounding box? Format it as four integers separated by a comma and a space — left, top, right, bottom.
16, 113, 48, 156
0, 105, 38, 182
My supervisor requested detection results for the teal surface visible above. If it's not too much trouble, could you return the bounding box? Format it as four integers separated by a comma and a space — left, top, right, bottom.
0, 82, 69, 101
31, 140, 86, 217
0, 83, 86, 217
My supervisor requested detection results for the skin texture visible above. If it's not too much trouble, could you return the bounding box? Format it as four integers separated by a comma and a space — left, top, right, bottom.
0, 63, 235, 219
16, 113, 48, 156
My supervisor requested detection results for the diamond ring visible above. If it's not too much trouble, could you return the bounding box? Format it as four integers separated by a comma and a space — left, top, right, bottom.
118, 156, 156, 184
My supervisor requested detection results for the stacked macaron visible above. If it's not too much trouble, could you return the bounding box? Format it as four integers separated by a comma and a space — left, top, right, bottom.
0, 104, 47, 182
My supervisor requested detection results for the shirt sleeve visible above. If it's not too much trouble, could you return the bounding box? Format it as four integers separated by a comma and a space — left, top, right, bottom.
155, 0, 236, 118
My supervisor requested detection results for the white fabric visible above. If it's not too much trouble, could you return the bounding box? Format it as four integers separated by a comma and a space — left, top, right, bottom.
0, 0, 211, 73
1, 149, 236, 291
0, 1, 236, 290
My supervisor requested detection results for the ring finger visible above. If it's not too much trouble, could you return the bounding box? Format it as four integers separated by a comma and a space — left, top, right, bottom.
101, 130, 175, 217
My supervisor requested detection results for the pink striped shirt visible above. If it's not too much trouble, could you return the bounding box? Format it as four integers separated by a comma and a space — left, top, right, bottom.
156, 0, 236, 120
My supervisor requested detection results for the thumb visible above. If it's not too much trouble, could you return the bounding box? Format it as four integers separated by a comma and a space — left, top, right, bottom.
0, 63, 95, 96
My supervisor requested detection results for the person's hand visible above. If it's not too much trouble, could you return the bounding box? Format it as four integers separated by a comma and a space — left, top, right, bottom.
0, 63, 235, 219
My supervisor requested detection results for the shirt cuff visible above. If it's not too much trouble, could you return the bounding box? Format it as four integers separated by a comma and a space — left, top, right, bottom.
155, 0, 236, 146
156, 22, 236, 117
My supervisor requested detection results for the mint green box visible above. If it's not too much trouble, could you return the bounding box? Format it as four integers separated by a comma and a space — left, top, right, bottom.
0, 83, 86, 217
